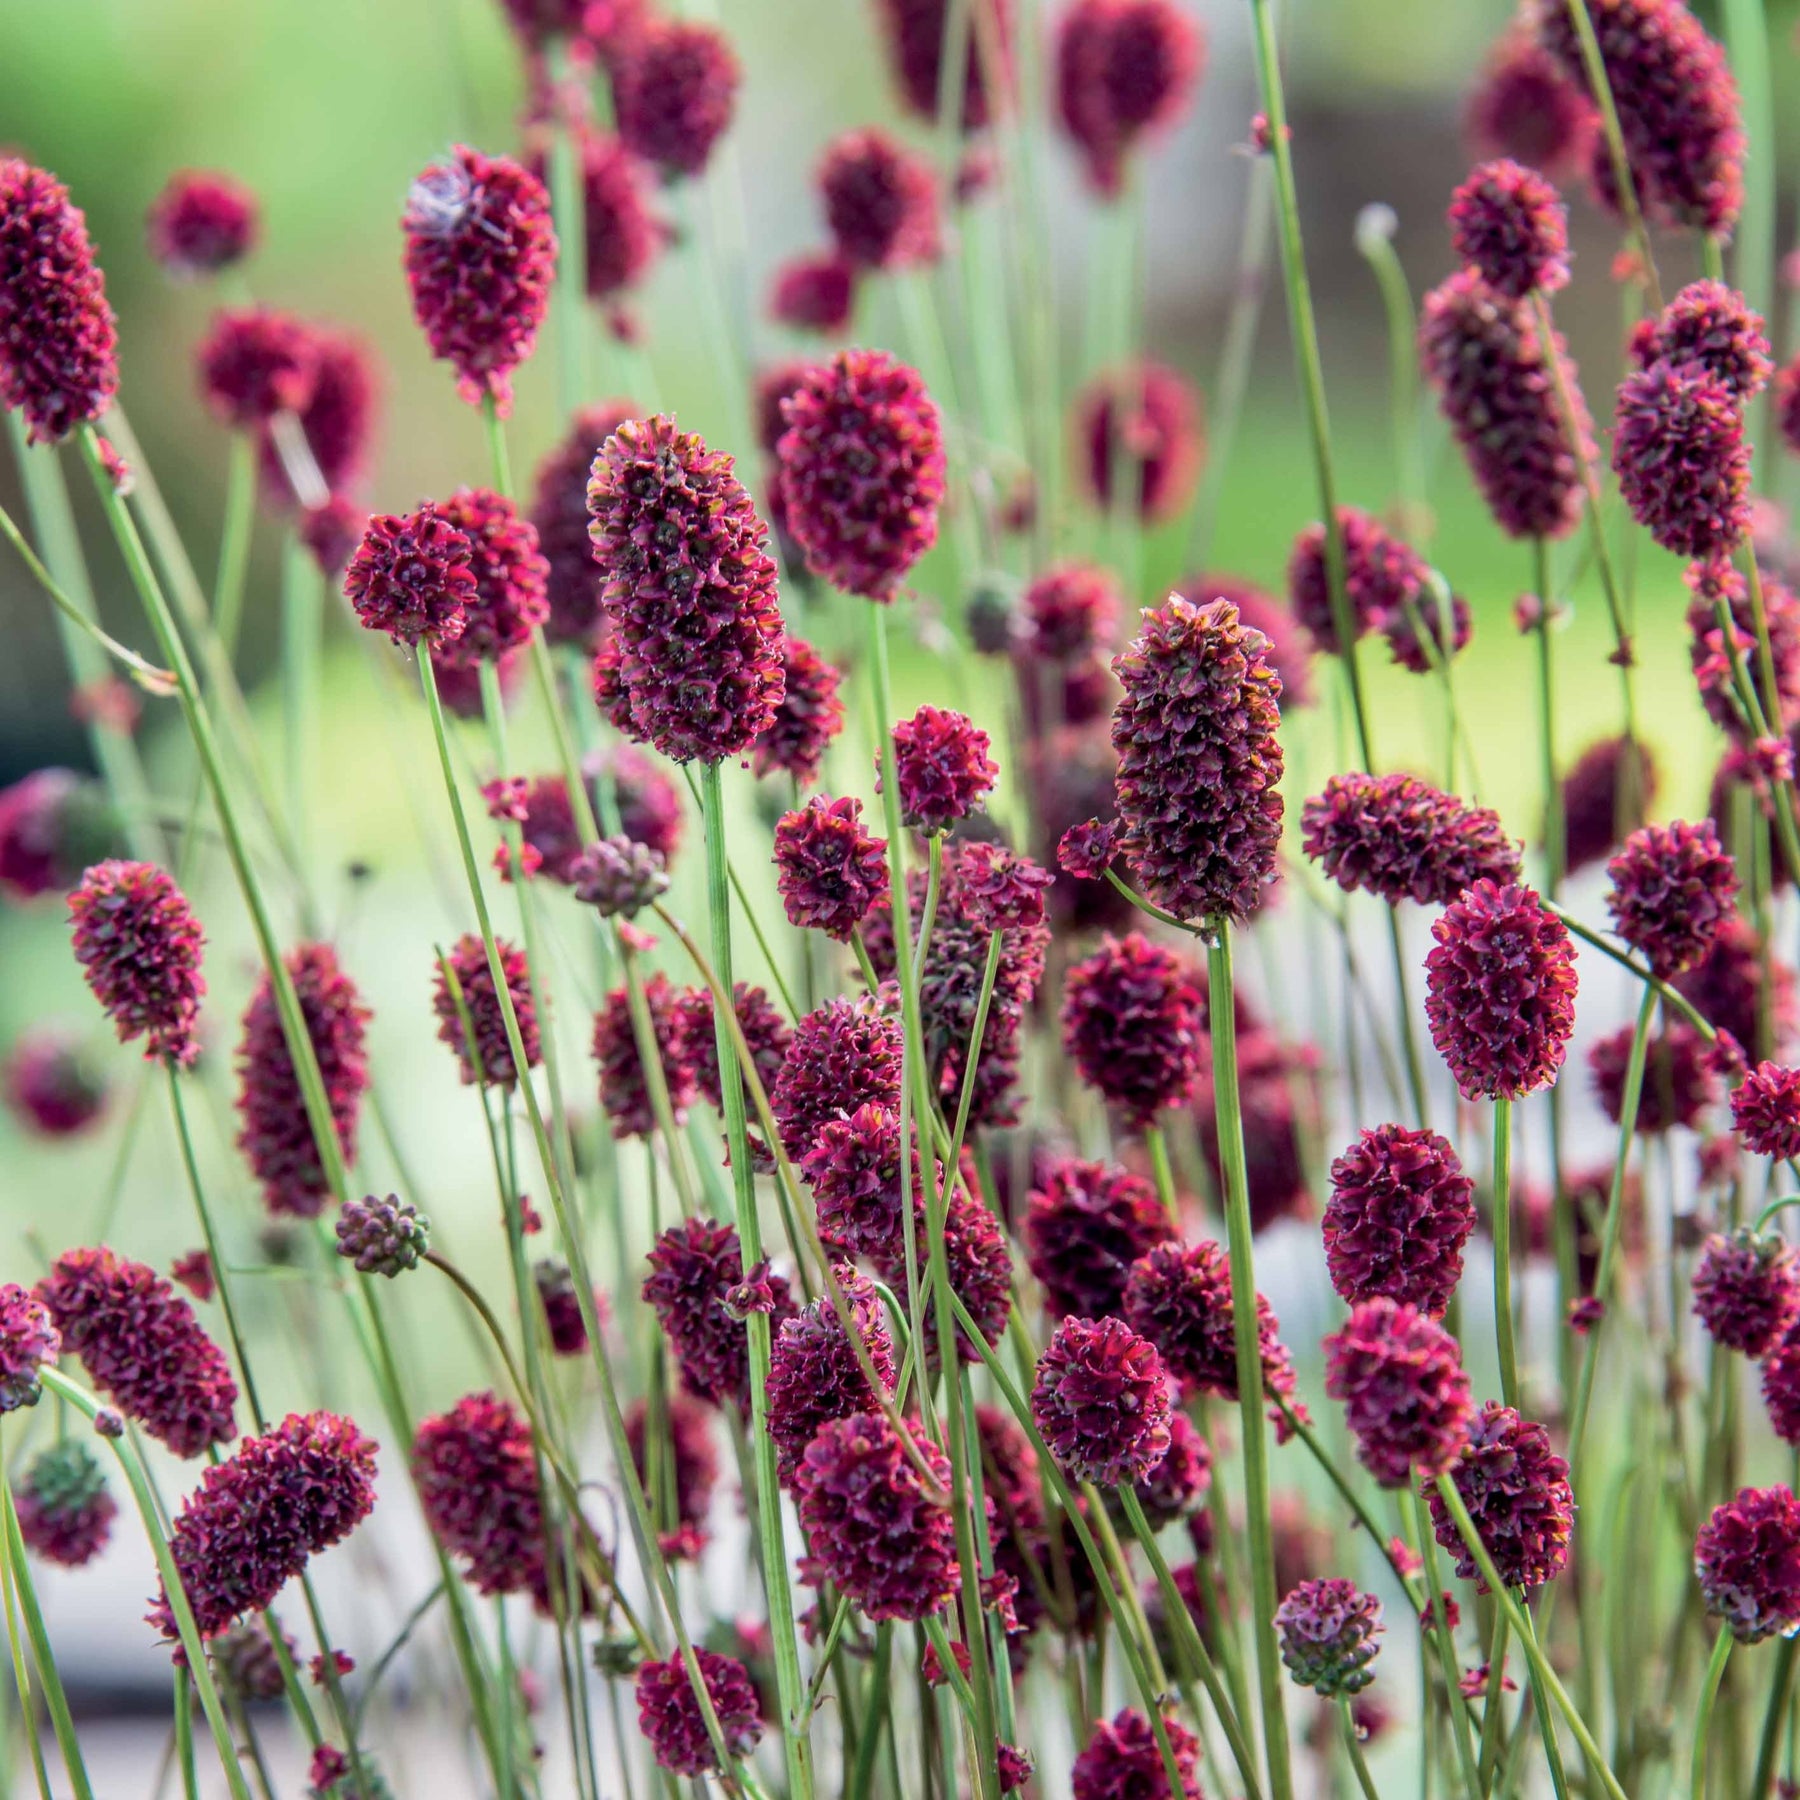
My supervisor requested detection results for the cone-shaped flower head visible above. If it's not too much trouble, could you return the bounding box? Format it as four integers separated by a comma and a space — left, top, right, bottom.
68, 860, 206, 1068
1275, 1578, 1385, 1696
1324, 1124, 1477, 1318
1323, 1297, 1473, 1488
429, 487, 550, 665
1449, 157, 1570, 299
1031, 1314, 1172, 1486
433, 934, 539, 1089
890, 705, 997, 834
1693, 1228, 1800, 1357
1695, 1485, 1800, 1643
770, 996, 903, 1161
1631, 279, 1771, 401
643, 1219, 793, 1409
670, 981, 791, 1114
529, 401, 637, 646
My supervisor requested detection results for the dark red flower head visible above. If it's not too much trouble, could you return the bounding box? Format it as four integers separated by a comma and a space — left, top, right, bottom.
1467, 24, 1596, 180
1764, 1328, 1800, 1444
334, 1195, 430, 1278
1612, 358, 1749, 560
799, 1102, 928, 1261
1324, 1125, 1477, 1319
1693, 1228, 1800, 1357
776, 348, 945, 599
1062, 931, 1204, 1126
146, 171, 258, 277
768, 253, 856, 333
529, 400, 636, 647
1630, 279, 1771, 402
1288, 506, 1427, 653
412, 1392, 545, 1597
1779, 356, 1800, 462
1070, 1708, 1202, 1800
1074, 360, 1202, 523
1025, 1154, 1173, 1322
432, 933, 540, 1088
1419, 269, 1589, 541
2, 1029, 108, 1138
1178, 572, 1313, 706
1426, 1402, 1573, 1591
1537, 0, 1744, 238
261, 326, 379, 503
774, 795, 889, 941
13, 1440, 115, 1568
1303, 771, 1521, 909
531, 129, 658, 302
770, 995, 903, 1162
766, 1267, 898, 1487
0, 767, 117, 902
615, 19, 739, 176
197, 308, 316, 430
1606, 818, 1737, 980
1695, 1485, 1800, 1643
795, 1410, 959, 1620
625, 1391, 718, 1555
819, 129, 940, 271
890, 705, 998, 834
593, 969, 694, 1139
1678, 913, 1798, 1060
635, 1648, 763, 1775
586, 413, 786, 762
1560, 733, 1657, 874
1323, 1297, 1473, 1488
1022, 562, 1121, 662
1733, 1062, 1800, 1163
671, 981, 791, 1114
1425, 879, 1578, 1101
1588, 1018, 1716, 1135
345, 504, 476, 651
1031, 1313, 1172, 1486
36, 1247, 237, 1455
1275, 1578, 1385, 1696
403, 147, 556, 413
1383, 585, 1473, 674
235, 942, 370, 1219
644, 1218, 793, 1409
429, 488, 550, 665
1126, 1407, 1211, 1531
535, 1260, 593, 1357
1687, 556, 1800, 746
68, 859, 206, 1068
0, 1284, 59, 1414
1055, 0, 1205, 196
874, 0, 1015, 130
1449, 158, 1569, 300
752, 635, 844, 788
0, 159, 118, 444
1110, 594, 1285, 926
148, 1411, 377, 1642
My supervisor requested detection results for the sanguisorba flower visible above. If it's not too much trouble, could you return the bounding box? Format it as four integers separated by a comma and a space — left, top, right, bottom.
235, 943, 370, 1220
593, 970, 695, 1139
529, 400, 636, 647
1561, 733, 1657, 874
644, 1219, 793, 1410
773, 795, 888, 941
403, 146, 556, 413
528, 129, 658, 305
1323, 1297, 1473, 1488
768, 252, 856, 334
1448, 158, 1570, 299
635, 1648, 763, 1776
0, 158, 118, 444
1605, 818, 1738, 979
1274, 1578, 1384, 1696
1695, 1485, 1800, 1643
890, 705, 997, 834
13, 1441, 115, 1567
776, 348, 946, 600
1424, 879, 1578, 1101
1693, 1228, 1800, 1357
672, 981, 792, 1113
752, 636, 845, 788
0, 767, 117, 902
1061, 931, 1204, 1127
1111, 594, 1284, 926
344, 504, 476, 652
1073, 359, 1203, 524
432, 933, 540, 1088
335, 1195, 430, 1278
586, 413, 786, 762
793, 1410, 959, 1620
1426, 1402, 1574, 1591
1022, 562, 1121, 662
430, 487, 551, 665
412, 1391, 546, 1598
1732, 1063, 1800, 1163
614, 19, 739, 178
873, 0, 1014, 130
37, 1247, 238, 1455
146, 171, 259, 278
3, 1028, 109, 1138
766, 1268, 898, 1488
770, 995, 903, 1161
1302, 770, 1521, 909
1031, 1314, 1173, 1487
1630, 279, 1772, 402
1536, 0, 1743, 238
1419, 269, 1588, 541
1613, 358, 1750, 559
1070, 1709, 1202, 1800
0, 1284, 59, 1414
148, 1411, 378, 1641
1287, 505, 1425, 653
818, 129, 940, 271
1467, 23, 1596, 181
1324, 1125, 1477, 1319
1054, 0, 1205, 196
1025, 1155, 1174, 1322
196, 307, 317, 430
68, 859, 206, 1068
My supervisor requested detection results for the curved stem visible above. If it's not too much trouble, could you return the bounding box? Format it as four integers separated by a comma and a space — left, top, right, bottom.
1341, 1699, 1382, 1800
1691, 1627, 1733, 1800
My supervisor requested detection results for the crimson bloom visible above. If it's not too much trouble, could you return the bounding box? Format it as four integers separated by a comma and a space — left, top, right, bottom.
1073, 359, 1202, 523
146, 171, 258, 277
1323, 1297, 1473, 1488
1055, 0, 1204, 196
68, 860, 206, 1068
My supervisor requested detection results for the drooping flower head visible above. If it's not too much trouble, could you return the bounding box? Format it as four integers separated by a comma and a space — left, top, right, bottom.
344, 504, 476, 651
197, 307, 317, 430
1287, 506, 1427, 653
1073, 359, 1202, 523
614, 20, 740, 178
1419, 269, 1589, 541
1111, 594, 1284, 924
1275, 1579, 1385, 1696
819, 129, 940, 270
235, 942, 369, 1220
412, 1392, 545, 1598
635, 1649, 764, 1776
1061, 931, 1204, 1126
1324, 1125, 1477, 1319
432, 934, 540, 1089
1070, 1709, 1202, 1800
148, 1411, 377, 1641
593, 970, 695, 1139
1424, 879, 1578, 1101
0, 1285, 59, 1415
146, 171, 259, 277
794, 1411, 959, 1620
1694, 1486, 1800, 1643
68, 860, 206, 1068
774, 795, 888, 941
0, 158, 119, 443
529, 401, 636, 646
12, 1440, 115, 1568
770, 996, 903, 1162
36, 1248, 237, 1455
2, 1028, 108, 1138
766, 1268, 898, 1488
1426, 1402, 1574, 1591
890, 705, 998, 834
1612, 359, 1750, 559
643, 1219, 793, 1410
1693, 1228, 1800, 1357
776, 348, 945, 600
1302, 771, 1521, 909
403, 147, 556, 413
1055, 0, 1205, 196
1732, 1062, 1800, 1163
334, 1195, 430, 1278
1031, 1314, 1172, 1487
429, 488, 551, 665
1449, 158, 1570, 299
586, 413, 786, 761
1323, 1297, 1474, 1488
873, 0, 1015, 130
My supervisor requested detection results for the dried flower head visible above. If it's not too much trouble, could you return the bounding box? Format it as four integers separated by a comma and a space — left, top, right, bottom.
1070, 1709, 1202, 1800
890, 705, 998, 834
1061, 931, 1203, 1126
146, 171, 258, 277
819, 129, 940, 270
0, 1285, 59, 1415
1695, 1485, 1800, 1643
1323, 1297, 1473, 1488
1606, 818, 1738, 978
774, 795, 889, 941
13, 1441, 115, 1568
615, 20, 739, 177
432, 934, 540, 1089
344, 504, 476, 651
1025, 1154, 1174, 1322
635, 1648, 763, 1775
1073, 359, 1202, 523
1449, 158, 1570, 299
1613, 359, 1750, 559
753, 636, 845, 787
68, 860, 206, 1068
1275, 1578, 1385, 1697
1056, 0, 1205, 197
412, 1392, 545, 1598
335, 1195, 430, 1278
1031, 1314, 1172, 1486
1693, 1228, 1800, 1357
766, 1268, 898, 1487
3, 1029, 108, 1138
1324, 1124, 1477, 1318
1426, 1402, 1574, 1591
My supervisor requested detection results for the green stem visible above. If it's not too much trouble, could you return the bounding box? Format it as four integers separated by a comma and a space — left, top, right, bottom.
212, 431, 257, 661
1751, 1632, 1798, 1800
1493, 1094, 1519, 1409
1414, 1488, 1486, 1800
1342, 1699, 1382, 1800
1386, 907, 1431, 1130
1692, 1628, 1733, 1800
1721, 0, 1774, 464
545, 35, 589, 409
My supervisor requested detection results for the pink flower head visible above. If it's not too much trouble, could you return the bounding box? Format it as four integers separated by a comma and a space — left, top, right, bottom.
345, 504, 476, 651
752, 635, 844, 787
1324, 1124, 1476, 1319
0, 159, 118, 444
644, 1219, 793, 1410
146, 171, 258, 277
531, 129, 657, 302
615, 20, 739, 177
1424, 880, 1577, 1101
530, 401, 637, 646
0, 1284, 59, 1414
1287, 505, 1427, 653
1693, 1228, 1800, 1357
1022, 562, 1121, 662
1606, 818, 1737, 979
68, 860, 206, 1067
1074, 359, 1202, 523
889, 705, 997, 834
1613, 358, 1749, 559
1062, 931, 1203, 1126
1426, 1402, 1574, 1591
404, 147, 556, 413
1383, 586, 1473, 674
1763, 1327, 1800, 1444
432, 933, 540, 1088
1323, 1297, 1473, 1488
766, 1268, 898, 1487
1630, 279, 1772, 402
13, 1441, 115, 1568
1688, 556, 1800, 745
635, 1648, 763, 1775
1055, 0, 1205, 196
1695, 1485, 1800, 1643
768, 252, 856, 333
1467, 25, 1596, 181
770, 996, 903, 1162
0, 768, 115, 902
593, 969, 694, 1139
197, 307, 317, 430
430, 488, 551, 665
1031, 1313, 1172, 1486
1059, 817, 1118, 881
1678, 914, 1798, 1060
1071, 1708, 1202, 1800
819, 129, 940, 270
412, 1393, 546, 1597
1779, 355, 1800, 461
1025, 1154, 1173, 1322
776, 348, 945, 599
1448, 158, 1570, 299
774, 795, 888, 941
